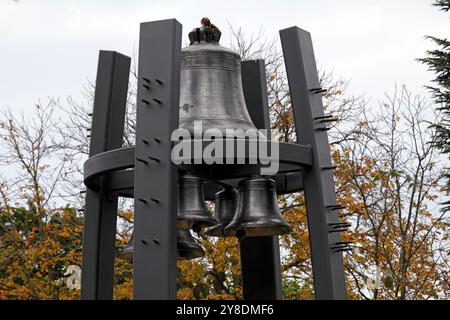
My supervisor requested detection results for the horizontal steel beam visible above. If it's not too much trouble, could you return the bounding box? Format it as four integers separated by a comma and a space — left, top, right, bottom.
84, 146, 135, 189
83, 140, 312, 188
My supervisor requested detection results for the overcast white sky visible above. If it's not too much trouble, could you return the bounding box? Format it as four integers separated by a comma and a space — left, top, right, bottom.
0, 0, 449, 113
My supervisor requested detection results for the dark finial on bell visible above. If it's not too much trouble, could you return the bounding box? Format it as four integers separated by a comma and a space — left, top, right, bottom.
177, 229, 205, 260
205, 186, 238, 237
188, 17, 221, 44
224, 177, 292, 237
177, 174, 217, 232
119, 229, 205, 261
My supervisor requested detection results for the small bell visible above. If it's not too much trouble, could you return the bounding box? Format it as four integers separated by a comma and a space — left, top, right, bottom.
121, 232, 134, 261
224, 176, 292, 237
205, 187, 238, 237
177, 174, 217, 232
177, 229, 205, 260
120, 229, 205, 261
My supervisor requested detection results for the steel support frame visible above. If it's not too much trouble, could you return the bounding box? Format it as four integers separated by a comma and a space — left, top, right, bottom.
81, 51, 130, 300
132, 19, 182, 300
280, 27, 347, 300
239, 60, 283, 300
81, 20, 347, 301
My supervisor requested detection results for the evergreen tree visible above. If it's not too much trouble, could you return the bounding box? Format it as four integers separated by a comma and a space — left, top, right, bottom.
419, 0, 450, 211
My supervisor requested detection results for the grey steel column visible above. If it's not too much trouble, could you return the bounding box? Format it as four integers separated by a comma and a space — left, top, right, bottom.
81, 51, 130, 300
133, 19, 182, 300
239, 60, 283, 300
280, 27, 347, 300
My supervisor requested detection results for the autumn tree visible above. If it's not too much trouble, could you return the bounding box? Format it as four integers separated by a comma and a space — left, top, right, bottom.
333, 86, 449, 299
0, 102, 83, 299
0, 101, 136, 299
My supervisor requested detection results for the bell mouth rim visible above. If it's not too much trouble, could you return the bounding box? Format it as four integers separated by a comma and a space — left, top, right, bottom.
177, 216, 218, 231
224, 223, 292, 237
204, 223, 235, 237
177, 248, 205, 260
238, 177, 276, 185
177, 214, 217, 222
119, 244, 206, 261
120, 251, 205, 261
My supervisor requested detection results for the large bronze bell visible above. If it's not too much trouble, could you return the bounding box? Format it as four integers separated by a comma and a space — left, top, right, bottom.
224, 176, 292, 237
179, 24, 261, 138
205, 187, 238, 237
177, 174, 217, 232
120, 229, 205, 261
